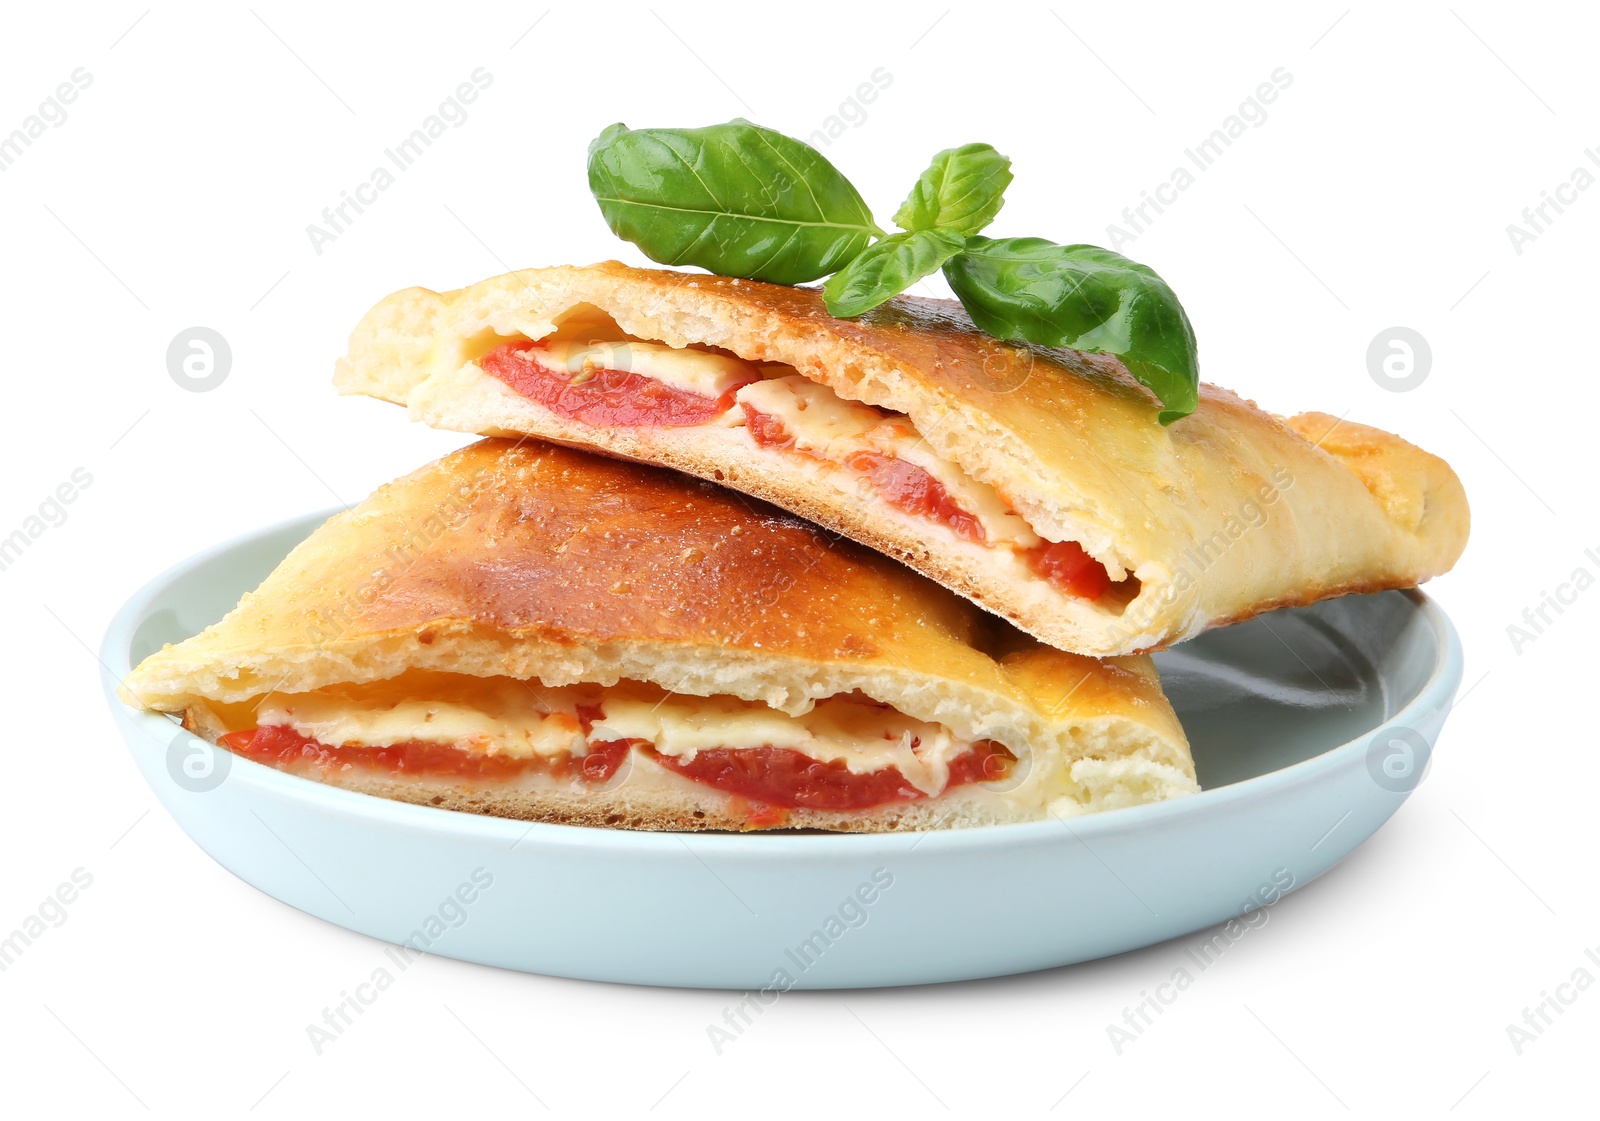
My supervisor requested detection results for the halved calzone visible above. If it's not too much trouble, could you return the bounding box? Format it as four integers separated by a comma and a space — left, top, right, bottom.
333, 262, 1469, 655
119, 439, 1196, 831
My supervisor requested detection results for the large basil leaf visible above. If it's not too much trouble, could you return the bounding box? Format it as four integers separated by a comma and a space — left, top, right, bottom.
893, 143, 1013, 237
943, 237, 1199, 423
587, 120, 882, 285
822, 229, 967, 317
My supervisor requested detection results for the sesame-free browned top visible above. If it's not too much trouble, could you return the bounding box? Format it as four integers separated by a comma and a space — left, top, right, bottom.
335, 262, 1470, 655
120, 439, 1187, 768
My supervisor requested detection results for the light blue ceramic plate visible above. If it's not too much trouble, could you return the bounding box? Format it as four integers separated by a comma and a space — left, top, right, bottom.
101, 511, 1461, 989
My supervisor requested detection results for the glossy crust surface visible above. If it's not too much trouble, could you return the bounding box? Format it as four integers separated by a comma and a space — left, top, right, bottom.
122, 440, 1197, 829
334, 263, 1470, 654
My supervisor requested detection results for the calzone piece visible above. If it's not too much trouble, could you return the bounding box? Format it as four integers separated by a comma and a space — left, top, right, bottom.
334, 263, 1469, 655
119, 439, 1196, 832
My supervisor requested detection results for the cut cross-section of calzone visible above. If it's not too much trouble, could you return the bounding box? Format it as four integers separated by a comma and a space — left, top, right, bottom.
334, 262, 1469, 655
119, 439, 1197, 831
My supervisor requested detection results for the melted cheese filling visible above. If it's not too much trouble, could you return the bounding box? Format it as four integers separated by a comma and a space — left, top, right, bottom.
257, 677, 591, 761
254, 678, 975, 797
533, 340, 758, 398
735, 375, 1041, 547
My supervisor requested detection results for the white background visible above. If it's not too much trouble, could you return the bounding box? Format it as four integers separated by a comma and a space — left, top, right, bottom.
2, 2, 1594, 1116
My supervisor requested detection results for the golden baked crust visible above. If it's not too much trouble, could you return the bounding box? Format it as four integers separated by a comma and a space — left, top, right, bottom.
333, 263, 1470, 654
123, 439, 1197, 829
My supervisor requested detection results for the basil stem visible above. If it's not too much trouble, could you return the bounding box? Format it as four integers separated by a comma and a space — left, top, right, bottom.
823, 143, 1010, 317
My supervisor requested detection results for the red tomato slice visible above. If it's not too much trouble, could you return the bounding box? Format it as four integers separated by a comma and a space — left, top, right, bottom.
1025, 539, 1113, 600
480, 340, 751, 427
647, 741, 1014, 811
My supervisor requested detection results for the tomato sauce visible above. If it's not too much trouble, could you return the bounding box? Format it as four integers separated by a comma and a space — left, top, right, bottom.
479, 340, 751, 427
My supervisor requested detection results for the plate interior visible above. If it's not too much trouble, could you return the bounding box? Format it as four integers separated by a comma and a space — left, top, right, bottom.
1155, 590, 1434, 788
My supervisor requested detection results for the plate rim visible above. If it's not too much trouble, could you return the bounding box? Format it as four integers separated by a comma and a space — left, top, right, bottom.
102, 507, 1463, 857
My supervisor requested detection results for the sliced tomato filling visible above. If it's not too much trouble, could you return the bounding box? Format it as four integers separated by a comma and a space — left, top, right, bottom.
747, 407, 986, 544
219, 725, 631, 784
746, 406, 1114, 600
1025, 539, 1113, 601
642, 740, 1015, 811
844, 450, 987, 544
743, 405, 794, 450
479, 340, 751, 427
217, 726, 1012, 815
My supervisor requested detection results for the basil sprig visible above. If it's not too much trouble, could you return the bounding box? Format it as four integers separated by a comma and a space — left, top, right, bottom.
945, 239, 1199, 424
586, 121, 1201, 423
822, 143, 1012, 319
586, 120, 881, 285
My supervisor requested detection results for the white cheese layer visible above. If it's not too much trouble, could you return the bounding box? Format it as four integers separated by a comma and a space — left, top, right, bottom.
591, 693, 969, 796
256, 677, 595, 761
255, 679, 978, 797
735, 376, 1041, 548
532, 340, 758, 399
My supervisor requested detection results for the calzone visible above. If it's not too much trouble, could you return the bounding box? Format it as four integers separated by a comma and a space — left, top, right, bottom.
119, 439, 1197, 832
333, 263, 1470, 655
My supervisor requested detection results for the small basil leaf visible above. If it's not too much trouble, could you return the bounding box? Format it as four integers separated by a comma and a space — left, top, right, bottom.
893, 143, 1013, 237
943, 237, 1199, 423
587, 120, 882, 286
823, 229, 968, 317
